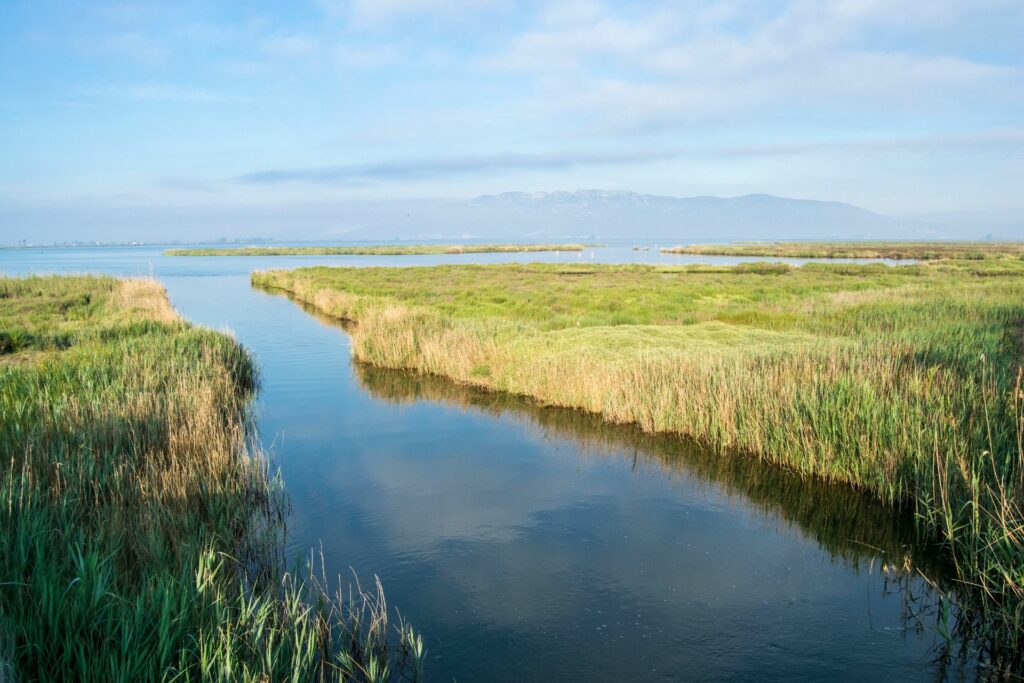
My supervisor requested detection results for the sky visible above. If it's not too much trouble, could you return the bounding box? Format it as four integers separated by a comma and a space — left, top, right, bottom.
1, 0, 1023, 240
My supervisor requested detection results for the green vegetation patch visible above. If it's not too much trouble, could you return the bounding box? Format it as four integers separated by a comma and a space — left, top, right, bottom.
514, 322, 833, 362
661, 240, 1024, 260
166, 243, 589, 256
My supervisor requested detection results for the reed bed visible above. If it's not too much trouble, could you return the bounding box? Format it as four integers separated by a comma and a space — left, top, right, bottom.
166, 244, 587, 257
661, 241, 1024, 260
253, 260, 1024, 660
0, 275, 423, 682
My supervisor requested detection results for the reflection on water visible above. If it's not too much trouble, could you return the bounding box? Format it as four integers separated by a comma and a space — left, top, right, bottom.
353, 362, 948, 580
350, 349, 1024, 678
354, 362, 1024, 677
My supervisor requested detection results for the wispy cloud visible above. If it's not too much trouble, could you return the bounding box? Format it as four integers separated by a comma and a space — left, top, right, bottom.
318, 0, 503, 25
262, 34, 320, 57
334, 43, 402, 68
98, 31, 168, 65
238, 128, 1024, 185
237, 149, 683, 184
81, 84, 244, 103
478, 1, 1024, 138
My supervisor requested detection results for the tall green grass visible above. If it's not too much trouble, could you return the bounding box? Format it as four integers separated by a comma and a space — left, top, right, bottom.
0, 275, 423, 682
253, 260, 1024, 662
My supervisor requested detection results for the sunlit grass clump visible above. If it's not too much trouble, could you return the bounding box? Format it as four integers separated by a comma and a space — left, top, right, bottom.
0, 275, 423, 682
253, 260, 1024, 648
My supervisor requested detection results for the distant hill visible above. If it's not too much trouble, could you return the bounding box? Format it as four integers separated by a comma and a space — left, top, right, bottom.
5, 189, 1019, 243
334, 190, 935, 241
447, 190, 899, 241
335, 192, 1015, 242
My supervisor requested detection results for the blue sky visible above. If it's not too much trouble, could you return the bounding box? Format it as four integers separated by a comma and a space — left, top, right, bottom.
1, 0, 1023, 239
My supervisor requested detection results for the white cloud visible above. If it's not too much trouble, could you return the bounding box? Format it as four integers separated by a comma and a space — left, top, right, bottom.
131, 85, 231, 102
488, 16, 663, 71
480, 0, 1024, 133
262, 34, 320, 57
80, 84, 241, 103
334, 43, 402, 68
235, 127, 1024, 186
316, 0, 505, 25
98, 31, 167, 65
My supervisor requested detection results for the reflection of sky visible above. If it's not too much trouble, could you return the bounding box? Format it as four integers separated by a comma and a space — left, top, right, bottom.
0, 247, 965, 681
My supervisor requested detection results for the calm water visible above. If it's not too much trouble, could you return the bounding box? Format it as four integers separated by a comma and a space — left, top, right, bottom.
2, 244, 970, 681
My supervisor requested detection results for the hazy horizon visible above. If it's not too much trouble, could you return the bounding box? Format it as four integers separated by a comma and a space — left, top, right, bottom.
6, 189, 1023, 245
2, 1, 1023, 242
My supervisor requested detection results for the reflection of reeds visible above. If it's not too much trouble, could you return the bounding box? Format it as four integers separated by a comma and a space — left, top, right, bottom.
254, 260, 1024, 672
0, 276, 423, 681
354, 361, 1024, 673
353, 362, 940, 573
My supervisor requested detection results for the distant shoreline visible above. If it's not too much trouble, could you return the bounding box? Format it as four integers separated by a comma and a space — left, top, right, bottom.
166, 244, 597, 256
661, 241, 1024, 260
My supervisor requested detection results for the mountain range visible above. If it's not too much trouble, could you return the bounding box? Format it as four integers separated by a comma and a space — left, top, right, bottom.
4, 190, 1021, 243
337, 190, 1014, 242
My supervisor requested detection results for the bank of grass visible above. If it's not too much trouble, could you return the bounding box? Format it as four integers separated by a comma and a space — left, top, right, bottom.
0, 275, 423, 682
661, 241, 1024, 260
166, 244, 589, 257
253, 260, 1024, 651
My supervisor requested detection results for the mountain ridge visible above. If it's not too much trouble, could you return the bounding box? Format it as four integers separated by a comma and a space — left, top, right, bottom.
5, 190, 1018, 243
352, 189, 904, 241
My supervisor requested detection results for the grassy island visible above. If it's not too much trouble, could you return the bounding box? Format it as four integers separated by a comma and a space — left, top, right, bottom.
253, 260, 1024, 643
166, 244, 589, 257
0, 276, 422, 682
660, 241, 1024, 260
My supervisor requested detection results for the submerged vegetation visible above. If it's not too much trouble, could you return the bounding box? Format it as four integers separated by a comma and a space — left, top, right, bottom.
0, 275, 423, 682
254, 260, 1024, 663
661, 241, 1024, 260
166, 244, 589, 257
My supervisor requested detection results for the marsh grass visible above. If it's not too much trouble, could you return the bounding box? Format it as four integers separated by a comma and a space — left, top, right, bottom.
0, 275, 423, 682
166, 244, 588, 257
253, 260, 1024, 661
661, 241, 1024, 260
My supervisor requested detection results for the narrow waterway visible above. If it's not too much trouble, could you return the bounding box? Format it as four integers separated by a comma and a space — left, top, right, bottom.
3, 245, 968, 681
